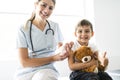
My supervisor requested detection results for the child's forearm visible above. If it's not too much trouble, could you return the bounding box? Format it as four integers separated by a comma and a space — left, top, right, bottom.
68, 62, 86, 71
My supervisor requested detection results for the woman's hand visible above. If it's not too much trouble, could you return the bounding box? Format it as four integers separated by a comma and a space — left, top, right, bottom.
52, 52, 68, 61
54, 41, 74, 61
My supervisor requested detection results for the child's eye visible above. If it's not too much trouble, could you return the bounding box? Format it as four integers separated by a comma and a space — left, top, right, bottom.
78, 30, 82, 33
85, 30, 90, 33
41, 4, 47, 8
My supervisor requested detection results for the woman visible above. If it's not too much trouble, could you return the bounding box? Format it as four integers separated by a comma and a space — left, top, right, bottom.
14, 0, 71, 80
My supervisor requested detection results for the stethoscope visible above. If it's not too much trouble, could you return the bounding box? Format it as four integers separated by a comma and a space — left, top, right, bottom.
30, 19, 54, 53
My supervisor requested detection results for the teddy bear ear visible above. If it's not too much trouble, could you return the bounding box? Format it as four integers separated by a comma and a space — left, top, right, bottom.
74, 50, 77, 55
87, 47, 91, 50
86, 47, 91, 52
93, 51, 98, 60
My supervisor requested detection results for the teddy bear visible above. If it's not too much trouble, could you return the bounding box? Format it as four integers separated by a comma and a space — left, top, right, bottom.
74, 46, 105, 73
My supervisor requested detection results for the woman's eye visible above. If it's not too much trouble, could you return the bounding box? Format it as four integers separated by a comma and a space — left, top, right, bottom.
40, 4, 53, 10
49, 6, 53, 10
82, 56, 91, 63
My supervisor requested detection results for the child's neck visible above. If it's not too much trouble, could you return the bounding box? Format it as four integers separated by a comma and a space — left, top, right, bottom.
78, 41, 88, 46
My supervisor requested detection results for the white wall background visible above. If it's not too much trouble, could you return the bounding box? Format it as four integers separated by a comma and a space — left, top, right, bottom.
94, 0, 120, 70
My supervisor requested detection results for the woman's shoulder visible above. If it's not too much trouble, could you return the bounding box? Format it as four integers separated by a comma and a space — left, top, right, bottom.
18, 21, 31, 31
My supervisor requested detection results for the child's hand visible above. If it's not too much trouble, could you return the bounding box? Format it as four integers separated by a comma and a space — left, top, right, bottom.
65, 41, 74, 56
85, 58, 98, 69
99, 52, 109, 67
93, 51, 98, 60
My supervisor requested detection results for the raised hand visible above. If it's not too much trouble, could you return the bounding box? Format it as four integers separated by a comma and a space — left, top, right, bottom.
99, 52, 109, 67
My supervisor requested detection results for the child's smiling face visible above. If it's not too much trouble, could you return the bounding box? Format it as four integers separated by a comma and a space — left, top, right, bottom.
75, 25, 94, 46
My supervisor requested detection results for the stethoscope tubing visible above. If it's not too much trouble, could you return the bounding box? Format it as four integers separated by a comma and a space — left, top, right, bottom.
30, 19, 54, 52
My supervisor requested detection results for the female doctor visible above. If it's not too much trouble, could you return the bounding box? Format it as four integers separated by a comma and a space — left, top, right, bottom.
14, 0, 71, 80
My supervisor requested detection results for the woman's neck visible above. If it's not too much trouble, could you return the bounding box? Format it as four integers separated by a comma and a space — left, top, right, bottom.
33, 18, 46, 31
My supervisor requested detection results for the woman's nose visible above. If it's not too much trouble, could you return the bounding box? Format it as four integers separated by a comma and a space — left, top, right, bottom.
44, 6, 50, 13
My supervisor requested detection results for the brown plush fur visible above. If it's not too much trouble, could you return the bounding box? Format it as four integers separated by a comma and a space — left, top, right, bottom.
74, 46, 105, 72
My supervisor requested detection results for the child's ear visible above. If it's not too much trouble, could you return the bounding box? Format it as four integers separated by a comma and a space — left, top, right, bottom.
91, 32, 94, 37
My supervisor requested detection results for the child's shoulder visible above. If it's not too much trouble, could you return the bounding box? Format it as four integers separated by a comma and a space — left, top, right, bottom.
71, 40, 80, 51
88, 42, 98, 52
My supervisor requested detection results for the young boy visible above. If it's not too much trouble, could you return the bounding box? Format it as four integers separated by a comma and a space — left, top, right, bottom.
68, 19, 112, 80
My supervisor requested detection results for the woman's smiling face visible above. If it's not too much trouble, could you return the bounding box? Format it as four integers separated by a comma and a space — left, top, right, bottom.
35, 0, 55, 20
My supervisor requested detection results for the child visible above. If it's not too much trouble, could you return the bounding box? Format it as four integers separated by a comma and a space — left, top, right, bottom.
68, 19, 112, 80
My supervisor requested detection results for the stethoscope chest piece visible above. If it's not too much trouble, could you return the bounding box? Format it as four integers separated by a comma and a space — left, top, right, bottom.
45, 20, 54, 35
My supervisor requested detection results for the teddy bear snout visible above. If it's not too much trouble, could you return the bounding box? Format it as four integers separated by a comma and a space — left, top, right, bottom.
82, 56, 92, 63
